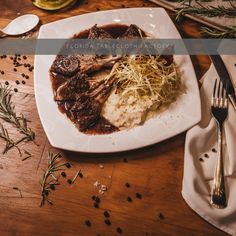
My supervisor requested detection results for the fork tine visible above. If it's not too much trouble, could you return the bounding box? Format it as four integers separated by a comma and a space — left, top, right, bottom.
213, 79, 217, 98
217, 80, 221, 98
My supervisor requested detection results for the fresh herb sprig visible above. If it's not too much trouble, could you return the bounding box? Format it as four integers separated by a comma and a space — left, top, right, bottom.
175, 5, 236, 21
0, 84, 35, 154
0, 84, 35, 141
40, 152, 68, 206
201, 25, 236, 38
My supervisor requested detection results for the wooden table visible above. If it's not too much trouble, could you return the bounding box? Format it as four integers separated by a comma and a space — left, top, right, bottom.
0, 0, 228, 235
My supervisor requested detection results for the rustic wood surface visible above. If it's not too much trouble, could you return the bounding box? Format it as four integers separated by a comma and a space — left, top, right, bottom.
0, 0, 228, 235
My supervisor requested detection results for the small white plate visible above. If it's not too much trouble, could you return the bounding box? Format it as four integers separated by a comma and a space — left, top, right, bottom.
34, 8, 201, 153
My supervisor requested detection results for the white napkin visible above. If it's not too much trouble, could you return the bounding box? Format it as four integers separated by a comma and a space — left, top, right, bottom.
182, 55, 236, 236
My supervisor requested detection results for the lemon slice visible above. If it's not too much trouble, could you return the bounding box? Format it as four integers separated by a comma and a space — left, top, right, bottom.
32, 0, 77, 10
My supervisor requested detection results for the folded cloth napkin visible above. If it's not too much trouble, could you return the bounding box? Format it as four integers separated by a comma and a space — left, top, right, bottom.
182, 55, 236, 236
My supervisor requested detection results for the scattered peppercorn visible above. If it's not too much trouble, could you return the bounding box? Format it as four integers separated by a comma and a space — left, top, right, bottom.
127, 196, 132, 202
5, 81, 9, 85
159, 213, 165, 220
22, 80, 26, 85
16, 80, 20, 85
93, 196, 100, 203
212, 148, 217, 153
13, 68, 17, 72
94, 202, 99, 208
10, 57, 13, 60
125, 182, 130, 188
61, 171, 66, 177
121, 4, 125, 8
104, 219, 111, 226
78, 172, 83, 178
136, 192, 142, 199
85, 220, 91, 227
204, 153, 209, 158
24, 63, 27, 67
25, 75, 29, 79
104, 211, 110, 218
23, 56, 27, 60
65, 163, 71, 168
1, 71, 4, 75
199, 158, 204, 162
67, 179, 73, 184
14, 88, 18, 92
21, 73, 25, 77
97, 8, 100, 11
116, 227, 123, 234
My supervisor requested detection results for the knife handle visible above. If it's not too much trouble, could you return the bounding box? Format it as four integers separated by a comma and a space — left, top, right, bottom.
229, 94, 236, 111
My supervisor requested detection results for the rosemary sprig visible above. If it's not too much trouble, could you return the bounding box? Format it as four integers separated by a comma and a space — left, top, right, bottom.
201, 25, 236, 38
0, 123, 21, 155
175, 5, 236, 21
0, 84, 35, 141
0, 84, 36, 154
40, 152, 68, 206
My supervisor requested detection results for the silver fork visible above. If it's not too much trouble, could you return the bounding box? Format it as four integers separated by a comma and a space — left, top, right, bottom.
210, 79, 228, 209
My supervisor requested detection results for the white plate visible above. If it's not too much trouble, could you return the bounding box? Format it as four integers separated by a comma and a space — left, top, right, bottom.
34, 8, 201, 153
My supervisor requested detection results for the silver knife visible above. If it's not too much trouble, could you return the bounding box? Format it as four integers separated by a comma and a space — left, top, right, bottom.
210, 55, 236, 111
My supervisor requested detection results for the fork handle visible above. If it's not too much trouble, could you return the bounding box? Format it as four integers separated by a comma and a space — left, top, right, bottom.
211, 124, 227, 209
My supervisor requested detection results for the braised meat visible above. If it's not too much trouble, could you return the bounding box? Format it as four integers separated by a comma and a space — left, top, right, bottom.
55, 73, 89, 101
51, 55, 80, 76
119, 24, 142, 39
70, 95, 101, 131
88, 24, 113, 39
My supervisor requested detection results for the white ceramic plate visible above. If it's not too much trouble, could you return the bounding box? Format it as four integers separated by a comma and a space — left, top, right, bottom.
34, 8, 201, 153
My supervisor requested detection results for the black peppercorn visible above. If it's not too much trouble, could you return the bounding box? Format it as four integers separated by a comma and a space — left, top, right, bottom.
127, 196, 132, 202
136, 192, 142, 199
125, 182, 130, 188
104, 211, 110, 218
94, 202, 99, 208
5, 81, 9, 85
67, 179, 72, 184
85, 220, 91, 227
16, 80, 20, 85
13, 68, 17, 72
116, 227, 123, 234
23, 56, 27, 60
22, 80, 26, 85
104, 219, 111, 226
65, 163, 71, 168
159, 213, 165, 220
61, 172, 66, 177
78, 172, 83, 178
14, 88, 18, 92
25, 75, 29, 79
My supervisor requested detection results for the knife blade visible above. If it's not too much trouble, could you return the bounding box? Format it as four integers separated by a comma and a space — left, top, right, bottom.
209, 55, 236, 111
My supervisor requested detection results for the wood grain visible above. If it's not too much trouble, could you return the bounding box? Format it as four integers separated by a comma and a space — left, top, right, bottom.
0, 0, 227, 236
